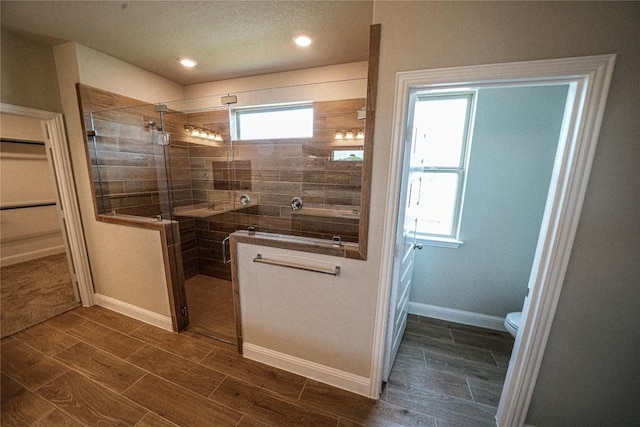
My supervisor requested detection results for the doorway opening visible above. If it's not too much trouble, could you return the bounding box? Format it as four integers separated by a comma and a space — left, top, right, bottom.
0, 104, 93, 336
374, 55, 616, 426
382, 81, 570, 423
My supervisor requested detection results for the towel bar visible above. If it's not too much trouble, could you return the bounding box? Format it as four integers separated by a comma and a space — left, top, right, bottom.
253, 254, 341, 276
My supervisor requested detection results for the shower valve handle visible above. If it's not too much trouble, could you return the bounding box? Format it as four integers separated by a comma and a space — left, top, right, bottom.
290, 197, 303, 211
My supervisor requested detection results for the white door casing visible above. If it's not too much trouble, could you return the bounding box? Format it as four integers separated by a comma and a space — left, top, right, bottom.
372, 55, 615, 427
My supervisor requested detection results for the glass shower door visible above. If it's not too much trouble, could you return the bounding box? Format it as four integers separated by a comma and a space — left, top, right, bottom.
84, 102, 189, 331
151, 105, 190, 332
161, 98, 239, 344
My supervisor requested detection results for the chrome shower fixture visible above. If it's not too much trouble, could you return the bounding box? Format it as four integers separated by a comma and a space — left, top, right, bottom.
221, 94, 237, 105
290, 196, 303, 211
154, 103, 169, 113
148, 120, 170, 146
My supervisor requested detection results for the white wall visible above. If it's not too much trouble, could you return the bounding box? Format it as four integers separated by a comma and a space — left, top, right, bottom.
0, 113, 65, 265
53, 42, 175, 317
174, 62, 367, 113
237, 243, 377, 381
411, 85, 568, 318
372, 2, 640, 425
74, 43, 184, 104
184, 61, 368, 100
1, 29, 62, 112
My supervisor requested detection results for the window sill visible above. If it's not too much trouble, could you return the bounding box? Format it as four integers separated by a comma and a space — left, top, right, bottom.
416, 236, 464, 249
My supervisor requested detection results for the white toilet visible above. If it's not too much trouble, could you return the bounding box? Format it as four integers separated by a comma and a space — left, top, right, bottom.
504, 311, 521, 338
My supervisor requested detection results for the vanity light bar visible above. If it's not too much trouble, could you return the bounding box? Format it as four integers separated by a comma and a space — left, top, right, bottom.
334, 129, 365, 140
185, 125, 224, 142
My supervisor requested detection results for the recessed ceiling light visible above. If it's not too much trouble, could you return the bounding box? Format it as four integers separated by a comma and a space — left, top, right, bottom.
178, 57, 198, 68
293, 34, 313, 48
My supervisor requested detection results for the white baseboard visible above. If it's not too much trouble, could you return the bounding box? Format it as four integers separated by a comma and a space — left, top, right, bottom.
94, 293, 173, 331
1, 245, 66, 267
243, 343, 372, 398
408, 301, 507, 332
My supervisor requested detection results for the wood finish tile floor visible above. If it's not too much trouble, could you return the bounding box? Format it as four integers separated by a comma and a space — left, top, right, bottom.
1, 306, 513, 426
1, 253, 79, 338
184, 275, 236, 344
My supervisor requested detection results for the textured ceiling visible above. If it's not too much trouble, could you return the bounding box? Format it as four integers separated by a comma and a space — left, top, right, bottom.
1, 0, 374, 85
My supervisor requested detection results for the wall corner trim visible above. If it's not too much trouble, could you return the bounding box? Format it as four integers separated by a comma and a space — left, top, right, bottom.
243, 343, 371, 398
94, 293, 173, 331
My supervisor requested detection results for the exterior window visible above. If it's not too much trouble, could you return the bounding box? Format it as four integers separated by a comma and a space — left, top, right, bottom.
412, 92, 475, 241
235, 104, 313, 140
333, 149, 364, 161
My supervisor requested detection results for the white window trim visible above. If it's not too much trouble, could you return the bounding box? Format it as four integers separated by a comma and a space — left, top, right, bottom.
413, 91, 476, 240
416, 235, 463, 248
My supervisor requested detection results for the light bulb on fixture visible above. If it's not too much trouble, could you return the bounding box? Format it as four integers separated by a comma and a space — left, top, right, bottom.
293, 34, 313, 47
356, 131, 365, 140
185, 125, 223, 143
345, 131, 354, 140
178, 57, 198, 68
334, 131, 344, 140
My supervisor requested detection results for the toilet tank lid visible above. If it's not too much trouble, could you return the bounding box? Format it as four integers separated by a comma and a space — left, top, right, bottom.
506, 312, 521, 329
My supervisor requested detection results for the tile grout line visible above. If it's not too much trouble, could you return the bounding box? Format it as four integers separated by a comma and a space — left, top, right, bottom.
7, 353, 71, 394
15, 392, 57, 425
27, 368, 88, 427
119, 371, 244, 425
119, 370, 149, 395
208, 373, 228, 398
465, 377, 476, 403
39, 394, 88, 427
234, 414, 246, 427
197, 344, 217, 365
297, 378, 308, 401
422, 348, 429, 369
43, 318, 229, 423
5, 305, 508, 427
66, 316, 148, 350
132, 411, 181, 427
72, 307, 147, 335
375, 393, 440, 425
490, 350, 500, 367
203, 376, 261, 422
11, 328, 78, 358
115, 342, 227, 400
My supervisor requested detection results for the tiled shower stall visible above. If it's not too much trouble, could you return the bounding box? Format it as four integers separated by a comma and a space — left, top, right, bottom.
79, 85, 364, 281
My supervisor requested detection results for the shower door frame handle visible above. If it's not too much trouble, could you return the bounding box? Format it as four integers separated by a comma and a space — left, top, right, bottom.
222, 236, 231, 264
